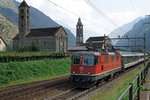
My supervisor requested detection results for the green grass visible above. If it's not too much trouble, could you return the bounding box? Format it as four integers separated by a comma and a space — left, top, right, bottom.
93, 64, 147, 100
0, 58, 71, 87
140, 85, 150, 91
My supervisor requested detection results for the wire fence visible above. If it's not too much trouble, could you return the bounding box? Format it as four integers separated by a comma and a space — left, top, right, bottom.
118, 62, 150, 100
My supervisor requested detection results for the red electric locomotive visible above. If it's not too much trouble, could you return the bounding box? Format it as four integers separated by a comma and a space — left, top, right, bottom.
70, 51, 147, 88
70, 51, 122, 88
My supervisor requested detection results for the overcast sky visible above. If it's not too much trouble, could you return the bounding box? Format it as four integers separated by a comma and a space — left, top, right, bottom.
16, 0, 150, 40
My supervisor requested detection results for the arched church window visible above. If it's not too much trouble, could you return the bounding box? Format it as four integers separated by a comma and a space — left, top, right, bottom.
21, 28, 23, 32
21, 16, 24, 19
21, 9, 24, 13
21, 22, 24, 26
27, 10, 29, 14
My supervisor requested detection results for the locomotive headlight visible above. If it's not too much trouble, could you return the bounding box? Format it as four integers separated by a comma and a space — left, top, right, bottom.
88, 72, 91, 74
73, 71, 75, 74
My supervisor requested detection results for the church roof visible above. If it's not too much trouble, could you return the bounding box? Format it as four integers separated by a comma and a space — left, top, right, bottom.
77, 18, 82, 25
27, 27, 61, 37
19, 0, 29, 8
86, 36, 109, 42
13, 26, 67, 40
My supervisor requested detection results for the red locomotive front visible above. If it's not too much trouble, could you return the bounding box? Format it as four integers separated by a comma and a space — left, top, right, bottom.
71, 55, 98, 75
70, 51, 122, 88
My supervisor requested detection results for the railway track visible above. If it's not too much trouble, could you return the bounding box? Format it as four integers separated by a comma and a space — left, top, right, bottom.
0, 76, 74, 100
45, 62, 145, 100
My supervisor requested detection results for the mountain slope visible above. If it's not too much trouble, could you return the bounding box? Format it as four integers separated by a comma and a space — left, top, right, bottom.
114, 17, 150, 51
0, 0, 76, 46
109, 17, 143, 38
0, 13, 18, 44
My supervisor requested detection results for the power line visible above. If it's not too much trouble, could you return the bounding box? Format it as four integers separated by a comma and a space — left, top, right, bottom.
129, 0, 144, 16
86, 0, 126, 33
46, 0, 111, 33
138, 0, 145, 15
128, 0, 139, 15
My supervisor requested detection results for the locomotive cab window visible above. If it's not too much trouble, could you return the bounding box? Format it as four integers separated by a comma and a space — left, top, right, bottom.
94, 56, 98, 65
72, 56, 80, 65
105, 56, 108, 63
83, 56, 93, 66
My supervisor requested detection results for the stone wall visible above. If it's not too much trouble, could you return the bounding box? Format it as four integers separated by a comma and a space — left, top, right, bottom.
55, 28, 68, 52
24, 36, 56, 52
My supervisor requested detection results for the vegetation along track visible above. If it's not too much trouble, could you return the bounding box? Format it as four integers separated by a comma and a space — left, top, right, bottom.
0, 62, 146, 100
45, 62, 146, 100
0, 76, 74, 100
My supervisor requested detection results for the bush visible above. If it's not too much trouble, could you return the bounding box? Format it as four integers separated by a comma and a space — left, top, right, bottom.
18, 43, 40, 52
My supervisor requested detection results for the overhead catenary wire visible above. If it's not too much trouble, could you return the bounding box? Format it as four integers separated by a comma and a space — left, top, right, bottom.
138, 0, 145, 15
128, 0, 139, 15
46, 0, 111, 33
86, 0, 126, 33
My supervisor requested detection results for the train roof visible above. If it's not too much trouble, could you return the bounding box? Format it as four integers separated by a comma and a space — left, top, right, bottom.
72, 51, 120, 55
72, 51, 147, 56
117, 51, 146, 56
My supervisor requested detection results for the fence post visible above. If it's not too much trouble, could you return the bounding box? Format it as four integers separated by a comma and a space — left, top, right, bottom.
144, 68, 146, 83
129, 83, 133, 100
137, 75, 140, 100
141, 72, 143, 85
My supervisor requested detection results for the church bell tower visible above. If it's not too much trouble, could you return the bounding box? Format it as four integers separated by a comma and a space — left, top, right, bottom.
76, 18, 83, 46
18, 0, 30, 47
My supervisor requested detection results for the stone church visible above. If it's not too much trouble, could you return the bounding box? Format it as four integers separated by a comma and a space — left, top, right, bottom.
13, 0, 68, 52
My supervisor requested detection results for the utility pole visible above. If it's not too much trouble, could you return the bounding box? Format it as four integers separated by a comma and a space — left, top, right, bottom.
104, 34, 106, 50
135, 37, 136, 52
144, 33, 146, 67
143, 15, 150, 67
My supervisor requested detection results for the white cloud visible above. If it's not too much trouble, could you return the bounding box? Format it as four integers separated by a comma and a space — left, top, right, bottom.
108, 11, 138, 26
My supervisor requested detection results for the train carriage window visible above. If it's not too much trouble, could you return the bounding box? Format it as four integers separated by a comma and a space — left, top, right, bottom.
83, 56, 93, 66
72, 56, 80, 65
117, 56, 119, 61
111, 56, 114, 62
99, 57, 101, 65
105, 56, 108, 63
94, 56, 98, 65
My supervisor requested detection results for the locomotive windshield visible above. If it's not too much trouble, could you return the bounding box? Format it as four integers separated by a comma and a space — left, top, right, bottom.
72, 56, 81, 65
83, 56, 98, 66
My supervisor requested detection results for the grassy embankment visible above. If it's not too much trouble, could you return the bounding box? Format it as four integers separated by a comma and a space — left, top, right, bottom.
0, 58, 71, 87
93, 62, 149, 100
